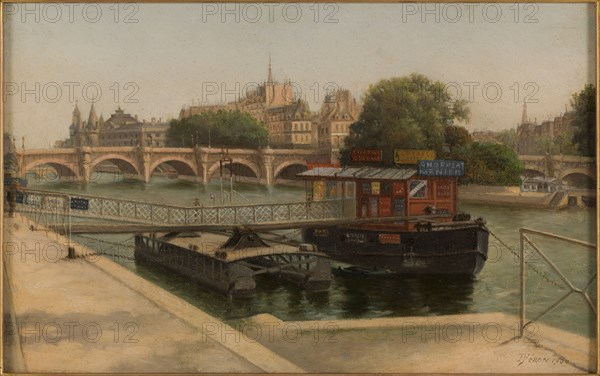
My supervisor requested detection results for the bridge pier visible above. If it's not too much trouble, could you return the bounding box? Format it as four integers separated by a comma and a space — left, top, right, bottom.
261, 149, 275, 187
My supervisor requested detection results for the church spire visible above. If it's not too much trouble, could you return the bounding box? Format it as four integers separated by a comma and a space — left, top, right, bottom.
72, 101, 81, 128
267, 54, 273, 84
521, 101, 528, 124
87, 101, 98, 129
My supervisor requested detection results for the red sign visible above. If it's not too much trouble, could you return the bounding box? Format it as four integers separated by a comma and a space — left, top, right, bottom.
379, 233, 401, 244
378, 197, 392, 216
392, 182, 405, 196
351, 148, 382, 162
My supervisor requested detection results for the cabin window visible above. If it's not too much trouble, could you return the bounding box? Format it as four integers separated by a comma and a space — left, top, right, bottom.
393, 198, 405, 216
361, 182, 371, 194
326, 181, 339, 198
436, 181, 451, 198
313, 180, 325, 200
345, 182, 355, 198
369, 197, 378, 217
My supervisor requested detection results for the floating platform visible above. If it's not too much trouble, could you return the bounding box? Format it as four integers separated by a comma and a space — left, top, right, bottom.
134, 228, 332, 297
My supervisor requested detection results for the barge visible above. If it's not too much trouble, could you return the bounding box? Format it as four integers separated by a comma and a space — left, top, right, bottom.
134, 228, 332, 297
298, 161, 489, 275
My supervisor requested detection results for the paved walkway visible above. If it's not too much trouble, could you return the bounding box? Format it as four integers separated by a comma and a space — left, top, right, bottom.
243, 312, 595, 373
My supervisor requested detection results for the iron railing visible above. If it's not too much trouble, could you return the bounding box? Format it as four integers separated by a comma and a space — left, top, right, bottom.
519, 227, 597, 337
15, 189, 355, 226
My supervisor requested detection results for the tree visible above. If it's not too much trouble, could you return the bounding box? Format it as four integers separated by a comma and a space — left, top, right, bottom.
499, 128, 517, 152
534, 132, 577, 155
570, 84, 596, 156
167, 110, 268, 148
452, 142, 523, 186
340, 74, 470, 166
445, 125, 473, 150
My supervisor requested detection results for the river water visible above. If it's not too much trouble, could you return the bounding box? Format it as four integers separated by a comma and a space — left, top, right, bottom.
27, 173, 597, 338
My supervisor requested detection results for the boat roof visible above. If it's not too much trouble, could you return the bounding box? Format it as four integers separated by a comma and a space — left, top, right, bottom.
298, 166, 417, 181
522, 176, 559, 184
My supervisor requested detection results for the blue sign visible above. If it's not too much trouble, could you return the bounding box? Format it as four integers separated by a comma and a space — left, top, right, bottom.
70, 198, 89, 211
418, 160, 465, 177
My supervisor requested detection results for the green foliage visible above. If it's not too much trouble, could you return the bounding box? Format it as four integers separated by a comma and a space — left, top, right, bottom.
445, 125, 473, 149
534, 132, 577, 155
452, 142, 523, 186
570, 84, 596, 156
167, 110, 268, 148
499, 128, 517, 151
340, 74, 470, 166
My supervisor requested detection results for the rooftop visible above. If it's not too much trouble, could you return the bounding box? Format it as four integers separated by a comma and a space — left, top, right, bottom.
298, 166, 417, 181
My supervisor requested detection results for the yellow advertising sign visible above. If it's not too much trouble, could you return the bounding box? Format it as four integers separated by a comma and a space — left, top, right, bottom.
394, 149, 436, 165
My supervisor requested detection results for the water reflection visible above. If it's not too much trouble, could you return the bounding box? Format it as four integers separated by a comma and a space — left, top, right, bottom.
335, 274, 475, 317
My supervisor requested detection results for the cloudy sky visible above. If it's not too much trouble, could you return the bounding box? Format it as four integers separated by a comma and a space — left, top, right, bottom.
3, 3, 596, 148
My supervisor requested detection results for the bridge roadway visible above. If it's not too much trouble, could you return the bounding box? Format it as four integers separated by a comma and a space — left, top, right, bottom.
15, 146, 327, 186
518, 154, 595, 182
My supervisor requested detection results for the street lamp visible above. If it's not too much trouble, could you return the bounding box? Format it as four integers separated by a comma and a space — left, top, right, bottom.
219, 148, 233, 205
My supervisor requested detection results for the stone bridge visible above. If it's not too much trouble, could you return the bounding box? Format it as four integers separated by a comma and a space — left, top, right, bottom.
15, 146, 322, 186
518, 155, 596, 183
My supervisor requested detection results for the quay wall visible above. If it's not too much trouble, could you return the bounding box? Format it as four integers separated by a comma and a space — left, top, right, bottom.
457, 185, 550, 208
457, 185, 596, 209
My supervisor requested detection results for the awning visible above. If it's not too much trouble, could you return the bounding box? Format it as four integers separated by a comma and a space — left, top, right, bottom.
298, 166, 417, 181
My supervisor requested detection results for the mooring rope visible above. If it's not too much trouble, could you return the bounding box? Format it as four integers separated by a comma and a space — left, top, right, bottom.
486, 227, 564, 289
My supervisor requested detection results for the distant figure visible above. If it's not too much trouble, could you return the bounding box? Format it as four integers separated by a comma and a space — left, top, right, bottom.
6, 181, 20, 218
193, 198, 201, 207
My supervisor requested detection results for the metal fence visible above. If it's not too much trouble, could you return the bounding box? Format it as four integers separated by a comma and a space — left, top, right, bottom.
519, 227, 597, 337
15, 189, 355, 226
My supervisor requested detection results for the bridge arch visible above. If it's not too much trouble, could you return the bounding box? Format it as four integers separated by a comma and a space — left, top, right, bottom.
273, 160, 308, 180
23, 160, 79, 181
558, 168, 595, 181
559, 169, 596, 189
149, 157, 198, 178
207, 159, 261, 180
90, 154, 141, 179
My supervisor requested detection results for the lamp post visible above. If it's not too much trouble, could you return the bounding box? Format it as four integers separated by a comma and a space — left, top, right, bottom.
219, 148, 233, 205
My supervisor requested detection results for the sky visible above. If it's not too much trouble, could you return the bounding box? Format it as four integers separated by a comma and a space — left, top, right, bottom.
3, 3, 596, 148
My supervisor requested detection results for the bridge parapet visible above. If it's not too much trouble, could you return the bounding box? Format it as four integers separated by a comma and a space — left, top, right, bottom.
16, 146, 322, 186
16, 189, 354, 226
518, 155, 596, 181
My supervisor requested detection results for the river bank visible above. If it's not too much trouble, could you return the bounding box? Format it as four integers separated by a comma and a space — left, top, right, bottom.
457, 185, 596, 209
3, 214, 595, 373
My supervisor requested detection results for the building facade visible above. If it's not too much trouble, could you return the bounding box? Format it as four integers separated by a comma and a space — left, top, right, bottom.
516, 101, 574, 155
317, 89, 361, 162
65, 104, 170, 148
179, 59, 320, 149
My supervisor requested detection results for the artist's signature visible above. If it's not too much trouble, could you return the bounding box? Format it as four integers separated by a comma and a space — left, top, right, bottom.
517, 353, 569, 367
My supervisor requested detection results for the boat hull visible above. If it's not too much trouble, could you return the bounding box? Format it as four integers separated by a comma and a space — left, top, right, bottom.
134, 235, 256, 298
302, 224, 489, 275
